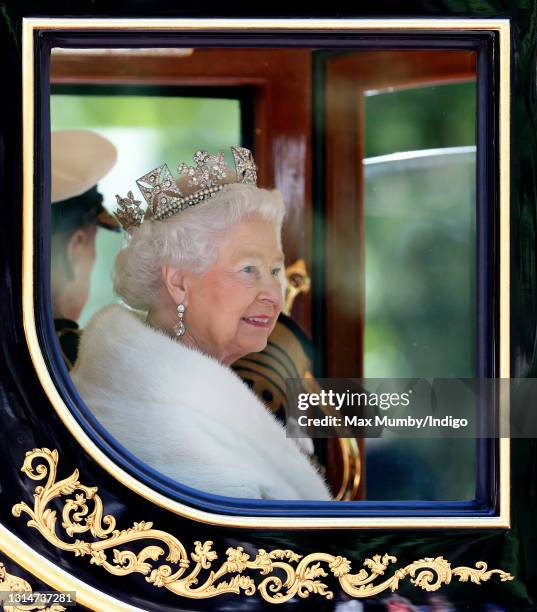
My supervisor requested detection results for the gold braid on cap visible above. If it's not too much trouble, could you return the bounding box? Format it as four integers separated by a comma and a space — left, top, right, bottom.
115, 146, 257, 232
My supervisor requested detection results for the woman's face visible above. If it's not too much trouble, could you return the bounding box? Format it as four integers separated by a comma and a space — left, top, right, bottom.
184, 216, 284, 365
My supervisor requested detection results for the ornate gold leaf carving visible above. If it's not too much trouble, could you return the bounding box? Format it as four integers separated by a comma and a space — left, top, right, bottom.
0, 558, 66, 611
12, 448, 514, 603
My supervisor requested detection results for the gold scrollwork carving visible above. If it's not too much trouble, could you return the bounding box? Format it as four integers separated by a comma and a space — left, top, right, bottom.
0, 558, 66, 612
12, 448, 514, 603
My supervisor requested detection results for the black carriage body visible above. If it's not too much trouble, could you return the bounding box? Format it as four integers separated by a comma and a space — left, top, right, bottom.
0, 3, 536, 611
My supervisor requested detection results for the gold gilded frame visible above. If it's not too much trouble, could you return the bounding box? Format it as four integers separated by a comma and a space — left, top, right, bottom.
17, 18, 510, 533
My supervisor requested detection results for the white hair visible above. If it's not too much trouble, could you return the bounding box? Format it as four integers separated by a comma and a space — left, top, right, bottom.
113, 183, 286, 311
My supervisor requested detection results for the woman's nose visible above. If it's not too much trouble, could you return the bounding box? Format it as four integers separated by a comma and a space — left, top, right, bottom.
258, 276, 283, 308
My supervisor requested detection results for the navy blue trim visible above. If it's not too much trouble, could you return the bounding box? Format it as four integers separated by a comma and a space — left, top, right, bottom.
475, 36, 500, 510
37, 31, 501, 517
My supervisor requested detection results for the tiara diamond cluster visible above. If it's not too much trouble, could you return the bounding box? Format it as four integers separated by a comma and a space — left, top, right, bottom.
115, 146, 257, 232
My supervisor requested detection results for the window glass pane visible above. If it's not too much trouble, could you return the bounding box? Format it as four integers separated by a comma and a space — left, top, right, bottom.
364, 82, 477, 157
363, 82, 477, 501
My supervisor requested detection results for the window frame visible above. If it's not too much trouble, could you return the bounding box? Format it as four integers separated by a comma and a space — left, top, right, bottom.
23, 18, 510, 527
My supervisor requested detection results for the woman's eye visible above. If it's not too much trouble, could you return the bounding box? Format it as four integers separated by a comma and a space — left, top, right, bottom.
271, 267, 282, 276
241, 265, 256, 274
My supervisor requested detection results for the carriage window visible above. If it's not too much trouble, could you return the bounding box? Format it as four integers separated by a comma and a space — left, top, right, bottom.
47, 47, 494, 512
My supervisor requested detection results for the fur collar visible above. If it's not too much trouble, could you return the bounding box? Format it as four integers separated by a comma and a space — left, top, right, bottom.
71, 304, 332, 501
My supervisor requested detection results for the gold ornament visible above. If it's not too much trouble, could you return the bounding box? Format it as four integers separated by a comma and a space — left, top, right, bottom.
12, 448, 514, 603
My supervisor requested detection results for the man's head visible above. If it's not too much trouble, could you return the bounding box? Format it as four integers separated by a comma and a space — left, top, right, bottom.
51, 130, 118, 321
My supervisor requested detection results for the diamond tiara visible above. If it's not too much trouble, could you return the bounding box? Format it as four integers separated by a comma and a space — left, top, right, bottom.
114, 145, 257, 232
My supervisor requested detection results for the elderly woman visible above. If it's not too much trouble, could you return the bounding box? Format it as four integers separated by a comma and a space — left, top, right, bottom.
71, 147, 332, 501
